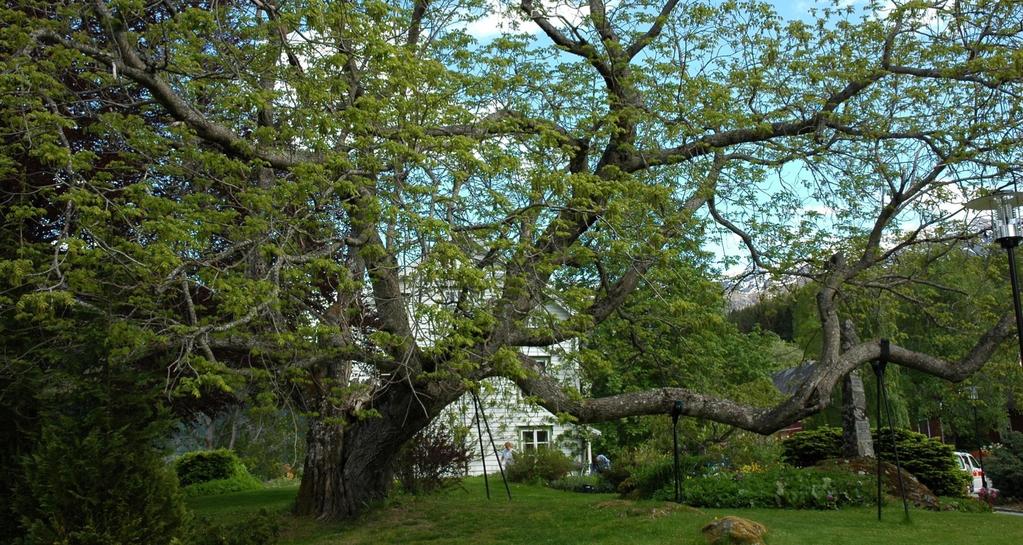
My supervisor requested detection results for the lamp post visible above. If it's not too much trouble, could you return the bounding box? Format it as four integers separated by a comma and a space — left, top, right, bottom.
968, 386, 988, 491
965, 191, 1023, 367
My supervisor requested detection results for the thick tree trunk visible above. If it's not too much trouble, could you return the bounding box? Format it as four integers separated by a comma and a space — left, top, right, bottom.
841, 369, 874, 458
293, 380, 451, 520
840, 320, 873, 458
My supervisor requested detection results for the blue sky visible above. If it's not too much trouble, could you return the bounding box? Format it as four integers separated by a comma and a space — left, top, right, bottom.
456, 1, 966, 278
464, 1, 876, 40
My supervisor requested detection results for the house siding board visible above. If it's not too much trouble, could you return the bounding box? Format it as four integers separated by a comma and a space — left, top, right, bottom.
449, 344, 592, 476
457, 379, 589, 476
400, 289, 591, 476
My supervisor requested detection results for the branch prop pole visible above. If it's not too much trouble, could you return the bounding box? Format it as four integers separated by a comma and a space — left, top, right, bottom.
671, 400, 683, 503
471, 391, 491, 500
872, 339, 910, 522
474, 390, 512, 501
873, 350, 883, 522
881, 371, 911, 521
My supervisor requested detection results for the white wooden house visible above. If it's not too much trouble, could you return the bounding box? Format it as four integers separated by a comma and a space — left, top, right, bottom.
446, 342, 597, 476
399, 265, 597, 476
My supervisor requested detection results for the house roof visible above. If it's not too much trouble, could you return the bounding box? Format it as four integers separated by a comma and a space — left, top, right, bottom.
771, 362, 817, 396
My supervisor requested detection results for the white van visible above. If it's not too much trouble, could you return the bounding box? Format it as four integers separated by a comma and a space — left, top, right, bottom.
954, 451, 993, 495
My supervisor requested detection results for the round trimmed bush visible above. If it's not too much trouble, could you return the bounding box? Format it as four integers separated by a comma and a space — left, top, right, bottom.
174, 448, 262, 496
506, 447, 575, 483
781, 427, 843, 467
175, 448, 242, 485
872, 427, 968, 497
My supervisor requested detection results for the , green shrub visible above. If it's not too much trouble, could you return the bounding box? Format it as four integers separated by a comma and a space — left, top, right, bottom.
781, 427, 844, 467
175, 449, 242, 485
987, 431, 1023, 499
619, 456, 674, 498
183, 509, 280, 545
938, 496, 993, 512
395, 423, 472, 494
180, 474, 265, 498
614, 452, 722, 497
674, 467, 871, 509
872, 428, 968, 497
781, 426, 967, 497
13, 373, 186, 545
506, 448, 575, 483
175, 449, 263, 497
549, 474, 615, 493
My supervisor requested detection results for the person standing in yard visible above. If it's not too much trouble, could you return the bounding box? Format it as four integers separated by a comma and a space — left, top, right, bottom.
594, 453, 611, 474
499, 442, 514, 468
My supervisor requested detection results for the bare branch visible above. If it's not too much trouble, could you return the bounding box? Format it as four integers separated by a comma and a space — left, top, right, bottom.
519, 0, 614, 84
625, 0, 680, 60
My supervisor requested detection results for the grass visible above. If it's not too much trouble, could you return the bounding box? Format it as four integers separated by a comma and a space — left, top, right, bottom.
187, 477, 1023, 545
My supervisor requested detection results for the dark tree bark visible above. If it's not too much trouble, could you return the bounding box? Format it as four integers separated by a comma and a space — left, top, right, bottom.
293, 374, 458, 520
17, 0, 1023, 523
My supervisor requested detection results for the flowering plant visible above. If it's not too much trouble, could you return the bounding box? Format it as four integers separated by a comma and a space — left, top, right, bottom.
977, 487, 998, 504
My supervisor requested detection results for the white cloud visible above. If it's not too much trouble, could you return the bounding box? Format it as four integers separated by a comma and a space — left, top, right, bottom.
462, 0, 600, 40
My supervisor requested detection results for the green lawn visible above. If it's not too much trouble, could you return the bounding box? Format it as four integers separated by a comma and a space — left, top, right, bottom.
187, 478, 1023, 545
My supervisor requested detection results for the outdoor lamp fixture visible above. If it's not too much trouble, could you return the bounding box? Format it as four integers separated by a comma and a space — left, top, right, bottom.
967, 386, 989, 491
965, 190, 1023, 368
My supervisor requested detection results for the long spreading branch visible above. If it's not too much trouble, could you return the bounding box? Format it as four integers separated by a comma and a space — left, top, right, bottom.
33, 4, 321, 169
634, 74, 885, 171
625, 0, 680, 60
508, 313, 1015, 433
519, 0, 614, 85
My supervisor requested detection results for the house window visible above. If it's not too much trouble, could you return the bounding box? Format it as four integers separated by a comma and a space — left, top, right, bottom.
520, 427, 552, 450
529, 356, 550, 373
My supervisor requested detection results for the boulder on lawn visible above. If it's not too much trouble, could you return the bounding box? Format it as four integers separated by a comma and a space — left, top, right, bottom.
701, 516, 767, 545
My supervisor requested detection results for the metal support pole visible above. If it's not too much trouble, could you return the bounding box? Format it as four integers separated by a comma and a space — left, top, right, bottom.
880, 371, 911, 522
874, 357, 883, 521
872, 339, 909, 522
474, 390, 512, 501
472, 392, 490, 500
671, 400, 683, 504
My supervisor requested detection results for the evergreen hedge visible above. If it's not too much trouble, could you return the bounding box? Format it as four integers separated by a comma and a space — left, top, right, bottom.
12, 374, 186, 545
780, 426, 967, 497
987, 431, 1023, 499
780, 427, 844, 467
175, 448, 263, 497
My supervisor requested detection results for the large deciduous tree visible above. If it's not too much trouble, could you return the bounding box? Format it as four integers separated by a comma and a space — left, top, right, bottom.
3, 0, 1023, 520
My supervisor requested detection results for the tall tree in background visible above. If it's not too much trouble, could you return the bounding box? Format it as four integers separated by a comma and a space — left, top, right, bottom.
3, 0, 1023, 520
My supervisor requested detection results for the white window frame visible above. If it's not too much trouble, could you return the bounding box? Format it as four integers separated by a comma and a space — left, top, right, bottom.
529, 355, 550, 373
519, 426, 552, 451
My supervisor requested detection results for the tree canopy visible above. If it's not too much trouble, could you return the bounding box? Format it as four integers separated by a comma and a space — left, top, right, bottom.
4, 0, 1023, 519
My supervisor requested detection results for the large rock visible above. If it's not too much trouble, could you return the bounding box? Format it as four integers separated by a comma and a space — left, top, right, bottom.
701, 516, 767, 545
